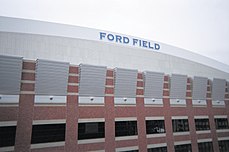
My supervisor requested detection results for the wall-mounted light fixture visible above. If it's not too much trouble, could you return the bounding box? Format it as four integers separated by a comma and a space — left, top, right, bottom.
49, 96, 54, 100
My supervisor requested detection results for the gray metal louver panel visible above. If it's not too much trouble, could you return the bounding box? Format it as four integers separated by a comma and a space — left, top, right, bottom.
0, 55, 22, 94
227, 82, 229, 93
144, 71, 164, 98
212, 78, 226, 101
192, 76, 208, 100
114, 68, 138, 98
170, 74, 187, 99
35, 59, 69, 95
79, 64, 107, 97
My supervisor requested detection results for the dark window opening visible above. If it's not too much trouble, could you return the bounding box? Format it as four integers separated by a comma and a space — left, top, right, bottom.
31, 123, 65, 144
215, 118, 229, 130
195, 119, 210, 131
78, 122, 105, 140
198, 142, 213, 152
146, 120, 166, 134
219, 140, 229, 152
172, 119, 189, 132
148, 146, 167, 152
0, 126, 16, 147
174, 144, 192, 152
115, 121, 138, 137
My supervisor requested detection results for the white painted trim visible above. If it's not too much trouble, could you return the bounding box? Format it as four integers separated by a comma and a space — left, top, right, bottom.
114, 97, 136, 105
78, 118, 105, 123
147, 143, 167, 149
174, 140, 191, 145
78, 104, 105, 107
212, 100, 225, 106
68, 83, 78, 86
105, 94, 114, 97
34, 104, 66, 106
35, 95, 66, 103
196, 130, 211, 134
20, 91, 35, 94
78, 138, 105, 144
0, 95, 19, 103
170, 99, 186, 106
21, 80, 35, 84
214, 115, 228, 118
68, 73, 78, 77
218, 137, 229, 141
22, 69, 35, 73
115, 117, 137, 121
145, 116, 164, 120
137, 87, 143, 89
0, 121, 17, 126
145, 104, 163, 107
33, 119, 66, 125
0, 104, 19, 107
172, 116, 188, 119
144, 98, 163, 105
146, 133, 166, 138
197, 138, 212, 143
0, 146, 14, 152
115, 135, 138, 141
192, 100, 207, 106
115, 146, 138, 152
30, 141, 65, 149
216, 129, 229, 133
105, 85, 114, 88
67, 92, 78, 95
194, 116, 209, 119
173, 132, 190, 136
88, 150, 105, 152
106, 76, 114, 79
79, 96, 104, 104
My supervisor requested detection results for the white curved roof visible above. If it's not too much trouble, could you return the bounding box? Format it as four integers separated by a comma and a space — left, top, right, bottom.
0, 16, 229, 80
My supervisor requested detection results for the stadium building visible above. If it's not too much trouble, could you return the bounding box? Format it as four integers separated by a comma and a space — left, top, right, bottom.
0, 16, 229, 152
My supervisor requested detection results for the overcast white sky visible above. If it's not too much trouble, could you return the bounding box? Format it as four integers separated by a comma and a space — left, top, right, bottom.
1, 0, 229, 65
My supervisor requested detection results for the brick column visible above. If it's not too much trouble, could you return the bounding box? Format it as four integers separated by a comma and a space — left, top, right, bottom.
15, 60, 36, 152
207, 80, 219, 152
65, 66, 79, 152
105, 69, 115, 152
136, 73, 147, 152
186, 78, 198, 152
163, 75, 175, 152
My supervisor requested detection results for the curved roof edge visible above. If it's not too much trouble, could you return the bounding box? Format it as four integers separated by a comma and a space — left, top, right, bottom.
0, 16, 229, 73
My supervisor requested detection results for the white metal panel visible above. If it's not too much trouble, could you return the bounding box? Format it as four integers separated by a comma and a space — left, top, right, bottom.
192, 76, 208, 100
79, 64, 107, 97
35, 59, 69, 95
1, 32, 229, 81
0, 55, 22, 94
144, 71, 164, 98
114, 68, 138, 98
170, 74, 187, 99
1, 16, 229, 75
212, 78, 226, 101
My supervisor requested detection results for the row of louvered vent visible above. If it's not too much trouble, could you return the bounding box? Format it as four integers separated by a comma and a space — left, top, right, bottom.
0, 55, 228, 101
